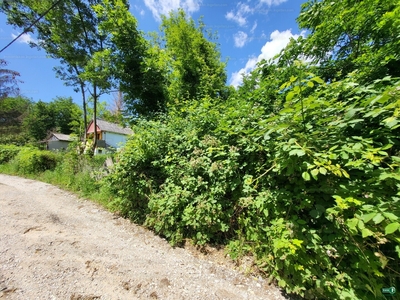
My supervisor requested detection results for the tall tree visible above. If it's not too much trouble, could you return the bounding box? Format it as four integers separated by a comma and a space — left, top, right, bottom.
48, 96, 83, 135
91, 0, 166, 117
0, 59, 21, 100
24, 97, 82, 141
0, 96, 31, 145
0, 0, 117, 146
296, 0, 400, 83
161, 9, 227, 103
23, 100, 55, 141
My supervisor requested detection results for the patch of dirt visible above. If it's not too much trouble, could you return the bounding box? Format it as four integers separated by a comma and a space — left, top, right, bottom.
0, 174, 289, 299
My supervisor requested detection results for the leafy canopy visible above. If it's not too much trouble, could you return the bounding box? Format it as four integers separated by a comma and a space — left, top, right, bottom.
296, 0, 400, 82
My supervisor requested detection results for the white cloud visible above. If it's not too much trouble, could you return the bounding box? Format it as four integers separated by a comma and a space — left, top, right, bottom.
258, 29, 302, 61
225, 2, 254, 27
225, 11, 246, 27
134, 5, 146, 16
11, 32, 37, 45
144, 0, 201, 21
230, 57, 258, 88
229, 29, 305, 87
250, 21, 257, 34
259, 0, 288, 6
233, 31, 248, 48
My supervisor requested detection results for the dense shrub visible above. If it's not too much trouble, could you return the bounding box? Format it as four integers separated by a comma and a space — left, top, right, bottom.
14, 147, 60, 174
0, 144, 21, 164
226, 75, 400, 299
106, 74, 400, 299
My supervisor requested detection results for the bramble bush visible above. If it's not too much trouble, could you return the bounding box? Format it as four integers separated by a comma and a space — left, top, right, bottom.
0, 144, 21, 164
106, 71, 400, 299
227, 74, 400, 299
13, 147, 60, 174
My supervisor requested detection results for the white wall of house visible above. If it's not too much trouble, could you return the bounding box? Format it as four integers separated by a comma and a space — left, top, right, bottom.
103, 132, 129, 149
48, 141, 70, 151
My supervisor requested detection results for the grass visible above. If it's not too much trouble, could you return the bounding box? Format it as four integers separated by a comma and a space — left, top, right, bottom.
0, 150, 113, 209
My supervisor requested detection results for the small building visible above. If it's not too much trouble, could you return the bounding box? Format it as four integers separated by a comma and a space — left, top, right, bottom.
46, 133, 73, 151
86, 119, 133, 154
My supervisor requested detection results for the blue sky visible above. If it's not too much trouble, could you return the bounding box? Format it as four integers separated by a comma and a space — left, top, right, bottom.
0, 0, 305, 105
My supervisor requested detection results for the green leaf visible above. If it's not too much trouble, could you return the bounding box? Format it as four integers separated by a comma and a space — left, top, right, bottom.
341, 169, 350, 179
361, 212, 376, 223
395, 246, 400, 258
383, 212, 398, 221
372, 213, 385, 224
289, 75, 297, 83
310, 209, 321, 218
381, 144, 393, 150
279, 82, 289, 90
385, 222, 400, 235
307, 81, 314, 88
383, 117, 398, 128
346, 218, 358, 231
358, 220, 365, 230
361, 228, 374, 238
310, 168, 319, 180
302, 171, 311, 181
286, 91, 295, 101
278, 279, 287, 288
289, 149, 305, 156
345, 108, 358, 119
296, 219, 307, 225
319, 167, 327, 175
311, 76, 324, 84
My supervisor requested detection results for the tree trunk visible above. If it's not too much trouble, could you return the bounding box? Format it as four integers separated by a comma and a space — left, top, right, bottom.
80, 81, 87, 142
92, 84, 97, 155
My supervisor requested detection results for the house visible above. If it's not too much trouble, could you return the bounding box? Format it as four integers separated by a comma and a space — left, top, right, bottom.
86, 119, 133, 154
46, 133, 73, 151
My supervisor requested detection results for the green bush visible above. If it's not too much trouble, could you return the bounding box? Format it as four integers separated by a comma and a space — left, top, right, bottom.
0, 133, 31, 146
0, 144, 21, 164
106, 74, 400, 299
14, 147, 60, 174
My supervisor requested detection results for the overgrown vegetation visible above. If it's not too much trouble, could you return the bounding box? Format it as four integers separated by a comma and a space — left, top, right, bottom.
106, 73, 400, 299
0, 144, 112, 205
1, 0, 399, 298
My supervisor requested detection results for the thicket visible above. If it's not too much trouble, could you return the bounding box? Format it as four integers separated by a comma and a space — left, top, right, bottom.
106, 71, 400, 299
1, 0, 399, 298
0, 96, 31, 145
0, 144, 20, 164
13, 147, 60, 174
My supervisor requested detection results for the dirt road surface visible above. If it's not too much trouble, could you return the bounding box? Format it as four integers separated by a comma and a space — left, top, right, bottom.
0, 174, 288, 299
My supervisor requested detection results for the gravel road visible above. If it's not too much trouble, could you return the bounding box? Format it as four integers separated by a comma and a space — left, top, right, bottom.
0, 174, 288, 300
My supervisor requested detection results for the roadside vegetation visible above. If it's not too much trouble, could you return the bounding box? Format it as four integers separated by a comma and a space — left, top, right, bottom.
1, 0, 399, 298
0, 143, 112, 205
